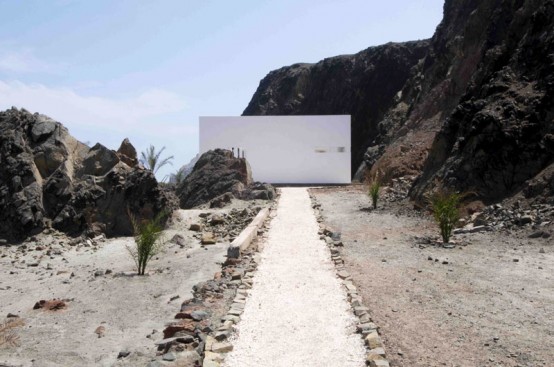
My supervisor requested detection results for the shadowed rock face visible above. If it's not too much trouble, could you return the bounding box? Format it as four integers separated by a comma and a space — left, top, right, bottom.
407, 0, 554, 203
243, 0, 554, 204
176, 149, 275, 209
0, 108, 175, 242
243, 41, 430, 175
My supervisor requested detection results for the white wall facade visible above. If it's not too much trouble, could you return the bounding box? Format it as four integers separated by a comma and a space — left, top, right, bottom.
199, 115, 351, 184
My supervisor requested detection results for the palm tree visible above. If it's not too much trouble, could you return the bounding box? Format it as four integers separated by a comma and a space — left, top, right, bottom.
171, 167, 187, 185
140, 145, 174, 174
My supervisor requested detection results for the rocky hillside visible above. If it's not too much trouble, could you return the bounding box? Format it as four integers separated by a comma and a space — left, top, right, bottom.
0, 108, 175, 242
244, 0, 554, 204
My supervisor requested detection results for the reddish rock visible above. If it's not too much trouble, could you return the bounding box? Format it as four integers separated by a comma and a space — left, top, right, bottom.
33, 299, 66, 311
163, 320, 196, 339
224, 258, 242, 266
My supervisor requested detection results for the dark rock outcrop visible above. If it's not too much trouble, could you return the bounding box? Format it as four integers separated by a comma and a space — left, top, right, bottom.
407, 0, 554, 203
176, 149, 275, 209
116, 138, 139, 167
0, 108, 175, 242
243, 40, 430, 174
243, 0, 554, 204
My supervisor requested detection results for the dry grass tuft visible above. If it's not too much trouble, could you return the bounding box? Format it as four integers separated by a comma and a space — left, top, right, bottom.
0, 317, 25, 348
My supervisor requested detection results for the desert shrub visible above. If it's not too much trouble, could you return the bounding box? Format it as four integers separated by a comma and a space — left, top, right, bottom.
0, 318, 24, 348
368, 173, 381, 209
127, 211, 166, 275
368, 181, 380, 209
428, 188, 462, 243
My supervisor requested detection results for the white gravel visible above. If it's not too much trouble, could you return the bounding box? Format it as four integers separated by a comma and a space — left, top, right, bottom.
224, 187, 366, 367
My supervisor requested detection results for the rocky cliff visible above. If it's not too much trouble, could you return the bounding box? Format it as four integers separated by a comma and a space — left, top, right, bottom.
0, 108, 175, 242
407, 0, 554, 203
243, 0, 554, 204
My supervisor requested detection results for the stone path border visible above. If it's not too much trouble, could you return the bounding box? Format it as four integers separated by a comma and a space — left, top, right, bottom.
201, 205, 277, 367
309, 191, 391, 367
227, 208, 270, 259
222, 188, 365, 366
145, 201, 276, 367
149, 188, 389, 367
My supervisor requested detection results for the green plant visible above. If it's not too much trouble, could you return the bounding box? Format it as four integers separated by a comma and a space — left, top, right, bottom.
428, 188, 462, 243
368, 180, 380, 209
172, 167, 187, 185
367, 171, 381, 209
127, 211, 166, 275
140, 145, 174, 174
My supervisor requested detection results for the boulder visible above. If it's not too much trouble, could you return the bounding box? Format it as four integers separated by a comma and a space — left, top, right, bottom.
240, 182, 276, 200
209, 192, 235, 208
79, 143, 120, 177
176, 149, 274, 208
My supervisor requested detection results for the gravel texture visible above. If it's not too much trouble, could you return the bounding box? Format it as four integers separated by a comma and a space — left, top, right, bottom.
224, 188, 365, 367
312, 185, 554, 367
0, 208, 236, 367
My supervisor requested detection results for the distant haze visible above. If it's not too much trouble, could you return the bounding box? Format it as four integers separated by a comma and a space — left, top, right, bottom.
0, 0, 443, 180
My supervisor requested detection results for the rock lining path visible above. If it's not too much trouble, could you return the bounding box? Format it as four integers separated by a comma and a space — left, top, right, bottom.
224, 187, 365, 367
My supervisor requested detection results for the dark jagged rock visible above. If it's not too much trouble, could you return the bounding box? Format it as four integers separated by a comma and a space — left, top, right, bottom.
0, 108, 175, 242
116, 138, 139, 167
176, 149, 274, 209
176, 149, 252, 209
240, 182, 276, 201
243, 41, 430, 175
408, 0, 554, 203
243, 0, 554, 205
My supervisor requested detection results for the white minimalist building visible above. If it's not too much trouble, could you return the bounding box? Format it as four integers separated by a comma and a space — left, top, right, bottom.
199, 115, 351, 184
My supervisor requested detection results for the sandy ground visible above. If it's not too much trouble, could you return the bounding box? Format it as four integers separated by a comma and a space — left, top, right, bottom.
312, 186, 554, 367
224, 188, 365, 367
0, 208, 232, 367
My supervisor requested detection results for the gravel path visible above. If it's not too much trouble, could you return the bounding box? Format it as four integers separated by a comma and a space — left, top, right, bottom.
224, 187, 365, 367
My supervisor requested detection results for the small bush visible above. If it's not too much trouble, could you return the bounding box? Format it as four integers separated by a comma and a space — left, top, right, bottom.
0, 318, 24, 348
366, 170, 381, 209
127, 211, 166, 275
368, 181, 380, 209
428, 188, 462, 243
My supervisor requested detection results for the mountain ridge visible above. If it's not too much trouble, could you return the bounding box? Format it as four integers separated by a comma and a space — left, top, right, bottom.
243, 0, 554, 204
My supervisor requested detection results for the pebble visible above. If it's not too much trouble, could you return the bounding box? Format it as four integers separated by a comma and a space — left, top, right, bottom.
211, 341, 233, 353
191, 310, 209, 321
117, 350, 130, 359
162, 352, 176, 361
